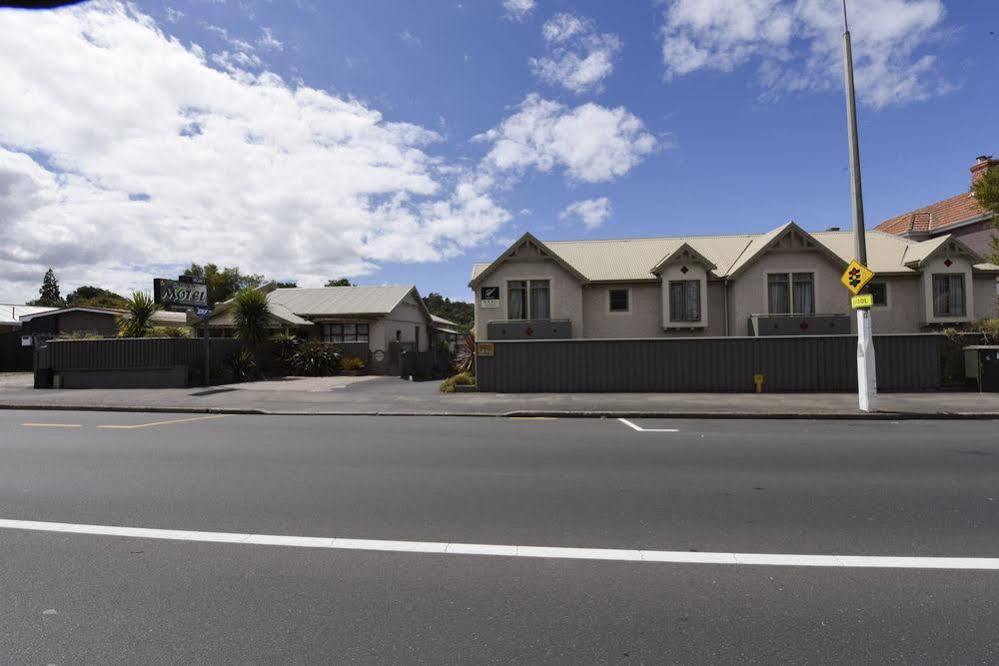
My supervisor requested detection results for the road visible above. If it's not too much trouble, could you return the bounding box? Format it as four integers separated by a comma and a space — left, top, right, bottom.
2, 410, 998, 662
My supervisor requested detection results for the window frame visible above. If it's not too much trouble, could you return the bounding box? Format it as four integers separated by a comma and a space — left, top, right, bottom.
608, 288, 630, 314
868, 281, 889, 308
668, 279, 702, 323
932, 273, 967, 318
766, 271, 816, 316
506, 278, 553, 320
322, 322, 370, 343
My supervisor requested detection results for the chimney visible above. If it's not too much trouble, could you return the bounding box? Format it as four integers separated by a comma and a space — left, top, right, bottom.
971, 154, 998, 185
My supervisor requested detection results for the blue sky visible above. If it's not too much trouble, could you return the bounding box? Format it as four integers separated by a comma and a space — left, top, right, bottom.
0, 0, 996, 303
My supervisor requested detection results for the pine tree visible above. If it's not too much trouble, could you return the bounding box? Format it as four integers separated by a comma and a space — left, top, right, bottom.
32, 268, 64, 307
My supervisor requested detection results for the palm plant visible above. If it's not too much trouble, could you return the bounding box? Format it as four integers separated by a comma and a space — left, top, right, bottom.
451, 332, 475, 375
117, 291, 159, 338
231, 288, 272, 344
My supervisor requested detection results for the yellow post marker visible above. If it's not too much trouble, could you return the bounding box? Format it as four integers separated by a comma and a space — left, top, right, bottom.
753, 374, 765, 393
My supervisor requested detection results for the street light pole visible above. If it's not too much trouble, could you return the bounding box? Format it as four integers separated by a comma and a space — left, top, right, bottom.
842, 0, 877, 411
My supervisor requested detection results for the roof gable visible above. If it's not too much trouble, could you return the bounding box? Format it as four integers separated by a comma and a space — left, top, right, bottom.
902, 234, 983, 268
725, 222, 848, 278
650, 242, 718, 274
469, 232, 587, 287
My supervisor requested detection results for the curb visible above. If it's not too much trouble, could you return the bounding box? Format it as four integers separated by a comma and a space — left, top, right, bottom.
2, 403, 999, 420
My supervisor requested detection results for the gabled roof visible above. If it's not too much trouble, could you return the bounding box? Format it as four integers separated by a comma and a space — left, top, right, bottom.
650, 242, 717, 274
208, 284, 432, 326
469, 232, 588, 287
724, 222, 848, 278
876, 191, 991, 236
900, 234, 982, 268
17, 306, 186, 325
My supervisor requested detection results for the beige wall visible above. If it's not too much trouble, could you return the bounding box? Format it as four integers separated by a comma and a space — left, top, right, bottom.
474, 248, 584, 339
581, 283, 660, 338
382, 294, 431, 351
728, 250, 849, 336
868, 276, 922, 334
974, 276, 999, 320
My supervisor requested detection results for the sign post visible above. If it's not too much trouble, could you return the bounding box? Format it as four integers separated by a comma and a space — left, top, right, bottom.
155, 276, 212, 386
841, 0, 877, 412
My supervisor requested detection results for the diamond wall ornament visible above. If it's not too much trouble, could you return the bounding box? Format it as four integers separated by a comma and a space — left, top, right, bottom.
680, 266, 689, 274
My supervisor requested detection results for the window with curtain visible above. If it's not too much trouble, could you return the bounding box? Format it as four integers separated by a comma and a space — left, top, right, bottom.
933, 274, 966, 317
767, 273, 790, 314
507, 280, 527, 319
668, 280, 701, 322
530, 280, 550, 319
322, 323, 369, 343
767, 272, 814, 315
792, 273, 815, 315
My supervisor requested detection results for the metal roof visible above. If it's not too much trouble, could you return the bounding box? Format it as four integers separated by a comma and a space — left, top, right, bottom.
471, 226, 999, 283
268, 285, 417, 316
1, 304, 58, 325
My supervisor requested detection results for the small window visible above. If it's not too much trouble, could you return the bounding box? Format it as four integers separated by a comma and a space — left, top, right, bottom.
609, 289, 629, 312
669, 280, 701, 322
322, 323, 369, 343
933, 274, 966, 317
868, 282, 888, 307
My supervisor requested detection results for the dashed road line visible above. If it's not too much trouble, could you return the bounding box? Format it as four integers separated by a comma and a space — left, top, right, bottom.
21, 423, 82, 428
1, 518, 996, 570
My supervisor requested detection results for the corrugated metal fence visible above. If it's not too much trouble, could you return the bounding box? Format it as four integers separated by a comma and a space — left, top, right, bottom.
476, 334, 943, 393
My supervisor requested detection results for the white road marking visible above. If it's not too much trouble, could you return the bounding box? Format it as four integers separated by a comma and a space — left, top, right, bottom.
1, 518, 997, 570
618, 418, 679, 433
21, 423, 82, 428
97, 415, 226, 430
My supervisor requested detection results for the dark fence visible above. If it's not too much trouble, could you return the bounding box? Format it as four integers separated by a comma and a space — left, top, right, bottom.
45, 337, 244, 388
0, 331, 33, 372
476, 334, 943, 393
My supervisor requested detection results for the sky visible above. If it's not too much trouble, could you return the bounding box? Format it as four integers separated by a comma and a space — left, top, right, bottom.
0, 0, 996, 304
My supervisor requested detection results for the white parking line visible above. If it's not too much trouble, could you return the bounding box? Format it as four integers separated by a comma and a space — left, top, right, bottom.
618, 418, 679, 433
1, 518, 996, 570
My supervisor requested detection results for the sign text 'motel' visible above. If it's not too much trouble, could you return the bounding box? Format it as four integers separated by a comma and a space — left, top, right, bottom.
154, 278, 209, 309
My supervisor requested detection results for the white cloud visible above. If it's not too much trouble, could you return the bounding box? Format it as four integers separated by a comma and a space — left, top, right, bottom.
530, 12, 621, 94
659, 0, 951, 108
257, 26, 283, 52
502, 0, 536, 21
399, 30, 422, 47
474, 94, 657, 183
560, 197, 611, 230
0, 1, 510, 302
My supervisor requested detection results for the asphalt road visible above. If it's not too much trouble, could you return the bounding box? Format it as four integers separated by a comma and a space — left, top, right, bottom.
2, 410, 999, 662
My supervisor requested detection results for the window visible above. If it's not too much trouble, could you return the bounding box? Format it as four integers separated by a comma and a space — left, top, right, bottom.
609, 289, 629, 313
669, 280, 701, 322
322, 323, 369, 343
767, 272, 815, 315
933, 274, 966, 317
868, 282, 888, 307
507, 279, 550, 319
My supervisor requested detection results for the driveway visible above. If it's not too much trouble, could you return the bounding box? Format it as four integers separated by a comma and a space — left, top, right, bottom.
217, 375, 384, 392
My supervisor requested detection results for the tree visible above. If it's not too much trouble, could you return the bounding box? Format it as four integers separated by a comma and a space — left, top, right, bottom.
422, 292, 473, 331
183, 263, 265, 304
30, 268, 64, 307
231, 288, 272, 344
325, 278, 354, 287
65, 285, 128, 309
274, 281, 298, 289
117, 292, 159, 338
972, 167, 999, 264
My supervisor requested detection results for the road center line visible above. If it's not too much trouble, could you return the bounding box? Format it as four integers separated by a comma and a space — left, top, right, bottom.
21, 423, 82, 428
1, 518, 996, 570
97, 415, 226, 430
618, 418, 679, 433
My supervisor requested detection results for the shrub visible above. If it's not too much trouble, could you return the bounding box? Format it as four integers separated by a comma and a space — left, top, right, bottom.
225, 348, 260, 382
439, 371, 475, 393
148, 326, 191, 338
341, 356, 366, 372
451, 332, 475, 374
289, 341, 341, 376
232, 289, 272, 344
271, 332, 299, 359
117, 291, 159, 338
55, 330, 103, 340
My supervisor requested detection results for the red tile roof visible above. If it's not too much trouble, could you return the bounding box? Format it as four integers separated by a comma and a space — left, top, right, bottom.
876, 191, 990, 236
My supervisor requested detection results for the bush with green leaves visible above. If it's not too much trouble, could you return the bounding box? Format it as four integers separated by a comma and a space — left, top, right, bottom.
232, 288, 272, 344
439, 371, 475, 393
117, 291, 159, 338
148, 326, 191, 338
55, 330, 104, 340
340, 355, 366, 372
289, 341, 342, 376
224, 348, 260, 382
271, 332, 299, 359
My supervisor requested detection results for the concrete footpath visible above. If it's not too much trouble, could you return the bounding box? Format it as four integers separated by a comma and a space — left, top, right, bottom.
1, 373, 998, 418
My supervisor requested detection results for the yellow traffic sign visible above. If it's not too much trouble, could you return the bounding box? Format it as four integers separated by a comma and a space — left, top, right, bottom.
851, 294, 874, 309
841, 259, 875, 295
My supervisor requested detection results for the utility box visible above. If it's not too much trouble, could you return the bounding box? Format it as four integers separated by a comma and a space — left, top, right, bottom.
964, 346, 999, 392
